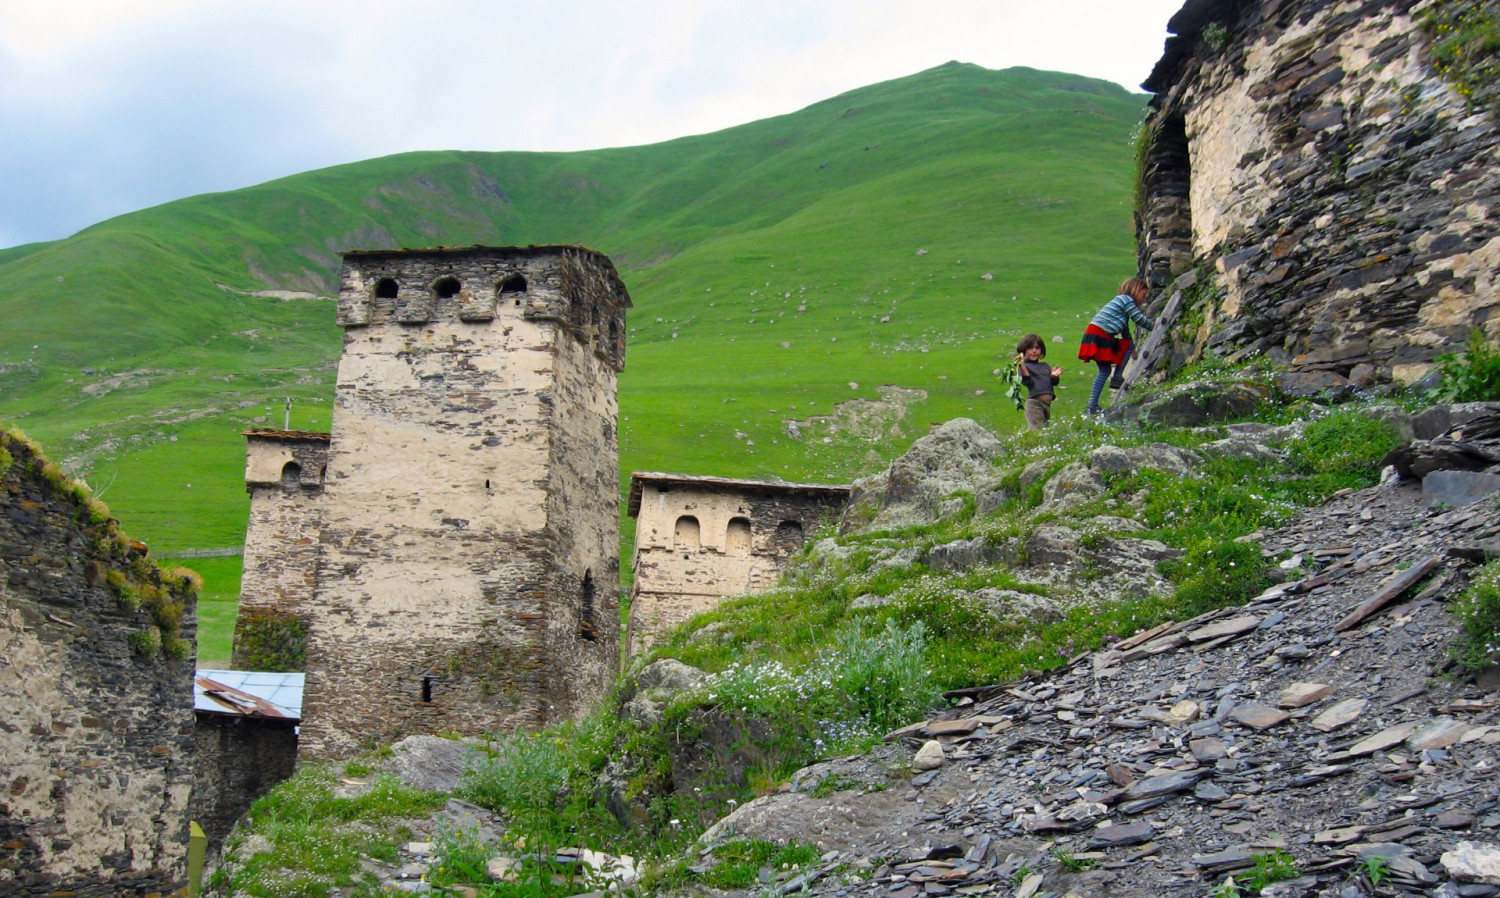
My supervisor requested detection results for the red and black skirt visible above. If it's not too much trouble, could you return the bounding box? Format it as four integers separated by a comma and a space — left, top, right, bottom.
1078, 324, 1131, 365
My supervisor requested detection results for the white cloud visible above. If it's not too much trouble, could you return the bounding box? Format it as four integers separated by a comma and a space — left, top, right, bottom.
0, 0, 1184, 247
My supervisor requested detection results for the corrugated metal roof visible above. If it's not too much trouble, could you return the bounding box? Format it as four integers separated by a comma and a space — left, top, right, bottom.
628, 471, 852, 517
195, 669, 304, 720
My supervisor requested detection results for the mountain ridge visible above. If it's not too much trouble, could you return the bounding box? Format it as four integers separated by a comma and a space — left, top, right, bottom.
0, 62, 1145, 608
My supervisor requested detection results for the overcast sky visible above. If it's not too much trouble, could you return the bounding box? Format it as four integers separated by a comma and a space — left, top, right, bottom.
0, 0, 1185, 249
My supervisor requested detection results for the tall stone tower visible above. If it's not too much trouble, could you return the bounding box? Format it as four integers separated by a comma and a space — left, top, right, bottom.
298, 245, 630, 758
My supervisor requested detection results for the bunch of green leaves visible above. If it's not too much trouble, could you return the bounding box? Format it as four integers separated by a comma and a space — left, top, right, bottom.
1243, 850, 1300, 890
998, 356, 1027, 411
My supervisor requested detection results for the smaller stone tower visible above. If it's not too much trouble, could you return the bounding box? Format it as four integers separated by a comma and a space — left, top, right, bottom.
299, 245, 629, 758
233, 429, 329, 671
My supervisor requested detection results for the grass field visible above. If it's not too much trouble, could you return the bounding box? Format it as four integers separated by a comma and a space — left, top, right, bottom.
0, 63, 1146, 641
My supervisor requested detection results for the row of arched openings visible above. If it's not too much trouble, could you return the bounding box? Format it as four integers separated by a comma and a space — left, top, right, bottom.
672, 516, 803, 553
372, 275, 528, 303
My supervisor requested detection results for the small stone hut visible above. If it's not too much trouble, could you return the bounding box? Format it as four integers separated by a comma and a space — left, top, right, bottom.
288, 245, 631, 758
626, 472, 851, 655
0, 430, 196, 895
1133, 0, 1500, 390
192, 670, 301, 846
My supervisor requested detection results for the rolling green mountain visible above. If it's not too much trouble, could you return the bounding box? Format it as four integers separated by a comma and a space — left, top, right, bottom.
0, 62, 1146, 651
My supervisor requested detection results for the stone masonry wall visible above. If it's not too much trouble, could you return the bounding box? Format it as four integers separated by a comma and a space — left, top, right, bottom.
627, 480, 848, 656
0, 430, 196, 896
300, 246, 628, 758
233, 431, 328, 670
193, 715, 297, 846
540, 285, 624, 717
1136, 0, 1500, 388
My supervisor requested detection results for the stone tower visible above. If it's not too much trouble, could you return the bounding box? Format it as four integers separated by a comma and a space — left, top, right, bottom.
233, 429, 329, 671
298, 245, 630, 758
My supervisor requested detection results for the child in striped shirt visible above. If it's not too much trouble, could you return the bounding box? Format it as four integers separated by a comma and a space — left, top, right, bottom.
1078, 278, 1153, 416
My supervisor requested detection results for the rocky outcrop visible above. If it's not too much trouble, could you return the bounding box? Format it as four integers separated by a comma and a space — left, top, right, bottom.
1134, 0, 1500, 388
0, 430, 196, 896
691, 478, 1500, 898
842, 419, 1006, 531
1385, 402, 1500, 507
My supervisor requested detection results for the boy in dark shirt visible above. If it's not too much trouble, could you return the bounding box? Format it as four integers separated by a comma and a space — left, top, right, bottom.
1016, 334, 1063, 430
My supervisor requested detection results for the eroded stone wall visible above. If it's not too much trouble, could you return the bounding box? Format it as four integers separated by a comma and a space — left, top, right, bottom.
1136, 0, 1500, 387
627, 479, 848, 655
0, 431, 195, 895
299, 246, 628, 758
233, 431, 328, 670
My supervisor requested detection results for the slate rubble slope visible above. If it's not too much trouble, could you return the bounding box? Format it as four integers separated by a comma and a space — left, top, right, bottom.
698, 479, 1500, 898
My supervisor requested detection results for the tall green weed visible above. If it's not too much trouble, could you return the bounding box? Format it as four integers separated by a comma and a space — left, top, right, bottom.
1450, 559, 1500, 678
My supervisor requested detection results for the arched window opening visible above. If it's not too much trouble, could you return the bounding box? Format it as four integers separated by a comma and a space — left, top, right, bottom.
499, 274, 527, 296
726, 517, 752, 555
578, 571, 598, 642
774, 520, 805, 554
280, 461, 302, 489
420, 675, 435, 703
433, 277, 461, 299
674, 516, 701, 551
373, 278, 399, 299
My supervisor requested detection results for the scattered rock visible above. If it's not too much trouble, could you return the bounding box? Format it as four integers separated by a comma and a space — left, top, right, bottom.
912, 740, 945, 771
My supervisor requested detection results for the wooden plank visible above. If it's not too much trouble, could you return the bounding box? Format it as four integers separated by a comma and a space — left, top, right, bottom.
1334, 555, 1442, 631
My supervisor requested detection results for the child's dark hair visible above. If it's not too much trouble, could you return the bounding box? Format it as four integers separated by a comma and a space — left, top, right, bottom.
1016, 334, 1046, 356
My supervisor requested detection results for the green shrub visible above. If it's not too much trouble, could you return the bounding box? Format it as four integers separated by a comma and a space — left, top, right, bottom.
1451, 560, 1500, 678
1202, 22, 1230, 53
0, 442, 12, 479
1288, 409, 1401, 491
824, 617, 936, 734
1431, 329, 1500, 402
129, 628, 162, 656
1159, 537, 1270, 616
462, 731, 571, 822
234, 609, 309, 671
428, 821, 497, 888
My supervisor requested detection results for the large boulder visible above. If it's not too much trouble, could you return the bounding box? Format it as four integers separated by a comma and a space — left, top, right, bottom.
842, 419, 1005, 531
1111, 380, 1276, 428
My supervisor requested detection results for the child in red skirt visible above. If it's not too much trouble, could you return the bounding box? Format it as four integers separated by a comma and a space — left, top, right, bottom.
1079, 278, 1153, 415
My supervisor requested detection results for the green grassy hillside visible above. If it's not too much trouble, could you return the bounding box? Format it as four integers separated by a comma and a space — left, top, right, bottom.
0, 63, 1146, 659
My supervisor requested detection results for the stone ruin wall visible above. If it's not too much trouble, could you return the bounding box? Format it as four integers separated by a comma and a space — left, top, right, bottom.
627, 479, 849, 656
1135, 0, 1500, 389
299, 246, 628, 758
0, 431, 195, 896
232, 431, 328, 670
